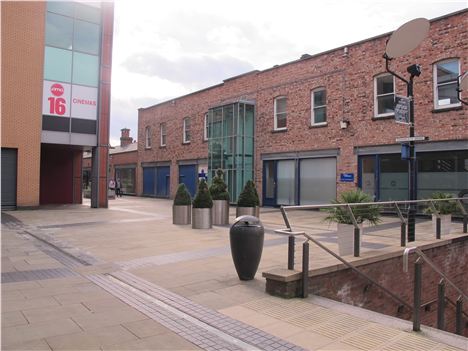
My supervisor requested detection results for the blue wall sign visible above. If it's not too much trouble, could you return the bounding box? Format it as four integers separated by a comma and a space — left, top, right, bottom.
340, 173, 355, 182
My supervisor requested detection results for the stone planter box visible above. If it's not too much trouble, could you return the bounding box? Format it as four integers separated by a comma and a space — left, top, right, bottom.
173, 205, 191, 225
337, 223, 362, 256
192, 208, 212, 229
432, 214, 452, 236
236, 206, 260, 218
212, 200, 229, 225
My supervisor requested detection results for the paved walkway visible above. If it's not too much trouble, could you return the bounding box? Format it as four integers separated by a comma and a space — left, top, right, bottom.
2, 197, 467, 350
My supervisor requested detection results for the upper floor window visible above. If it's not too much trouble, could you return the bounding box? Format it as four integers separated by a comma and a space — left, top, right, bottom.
160, 122, 166, 147
274, 96, 287, 130
434, 59, 460, 109
183, 117, 191, 143
311, 88, 327, 125
204, 113, 208, 141
145, 126, 151, 148
374, 74, 395, 117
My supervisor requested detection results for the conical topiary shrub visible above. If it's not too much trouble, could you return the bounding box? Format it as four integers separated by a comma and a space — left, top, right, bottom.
193, 179, 213, 208
173, 183, 192, 225
192, 179, 213, 229
209, 169, 230, 201
210, 169, 230, 225
174, 183, 192, 206
236, 180, 260, 218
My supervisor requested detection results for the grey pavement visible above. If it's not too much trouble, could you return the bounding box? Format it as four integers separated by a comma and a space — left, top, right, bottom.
2, 196, 467, 350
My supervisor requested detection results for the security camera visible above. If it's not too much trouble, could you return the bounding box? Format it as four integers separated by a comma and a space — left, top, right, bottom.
407, 64, 422, 77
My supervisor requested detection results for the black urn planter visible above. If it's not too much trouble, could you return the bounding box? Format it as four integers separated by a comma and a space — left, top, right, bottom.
229, 215, 264, 280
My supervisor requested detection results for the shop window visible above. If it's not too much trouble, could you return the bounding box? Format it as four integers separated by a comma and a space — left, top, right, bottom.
145, 126, 151, 148
44, 47, 72, 82
45, 12, 73, 50
434, 59, 460, 109
374, 74, 395, 117
73, 20, 100, 55
311, 88, 327, 125
274, 96, 287, 130
72, 52, 99, 86
183, 117, 191, 143
160, 122, 166, 146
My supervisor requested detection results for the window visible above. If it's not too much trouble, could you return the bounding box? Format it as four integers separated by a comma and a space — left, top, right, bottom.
183, 117, 191, 143
160, 123, 166, 146
72, 52, 99, 86
145, 126, 151, 148
311, 88, 327, 124
45, 12, 73, 50
204, 113, 208, 141
73, 20, 100, 54
374, 74, 395, 117
274, 96, 287, 130
44, 47, 73, 82
434, 59, 460, 109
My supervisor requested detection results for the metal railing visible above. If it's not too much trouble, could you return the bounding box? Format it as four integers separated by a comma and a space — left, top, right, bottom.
275, 197, 468, 335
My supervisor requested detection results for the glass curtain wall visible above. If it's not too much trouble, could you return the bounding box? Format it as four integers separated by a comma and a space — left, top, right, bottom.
208, 102, 254, 202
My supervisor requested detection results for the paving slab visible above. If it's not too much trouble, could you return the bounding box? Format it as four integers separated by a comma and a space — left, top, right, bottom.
2, 197, 466, 351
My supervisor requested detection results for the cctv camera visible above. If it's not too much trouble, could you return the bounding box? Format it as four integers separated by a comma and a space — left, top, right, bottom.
407, 64, 422, 77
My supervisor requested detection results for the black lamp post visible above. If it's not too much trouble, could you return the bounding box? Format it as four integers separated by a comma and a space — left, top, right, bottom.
384, 18, 429, 242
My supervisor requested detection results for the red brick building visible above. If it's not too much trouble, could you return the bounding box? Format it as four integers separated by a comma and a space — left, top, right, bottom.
1, 1, 114, 209
138, 10, 467, 205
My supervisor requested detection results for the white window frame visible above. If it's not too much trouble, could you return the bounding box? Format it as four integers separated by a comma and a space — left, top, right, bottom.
374, 73, 395, 118
274, 96, 287, 130
311, 88, 327, 126
144, 126, 151, 149
204, 113, 208, 141
433, 58, 461, 110
183, 117, 191, 143
160, 122, 166, 147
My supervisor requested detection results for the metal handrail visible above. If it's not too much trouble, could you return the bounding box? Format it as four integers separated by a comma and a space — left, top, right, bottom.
403, 247, 468, 301
275, 228, 412, 311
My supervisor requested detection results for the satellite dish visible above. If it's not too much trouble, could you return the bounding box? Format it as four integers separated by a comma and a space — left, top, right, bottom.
460, 72, 468, 91
385, 18, 430, 59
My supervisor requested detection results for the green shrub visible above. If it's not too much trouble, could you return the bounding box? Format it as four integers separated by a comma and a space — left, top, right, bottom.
209, 169, 230, 201
237, 180, 260, 207
324, 189, 381, 225
192, 179, 213, 208
173, 184, 192, 206
424, 192, 458, 215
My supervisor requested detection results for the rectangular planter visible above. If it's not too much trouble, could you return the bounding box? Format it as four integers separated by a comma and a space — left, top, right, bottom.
432, 214, 452, 236
337, 223, 362, 256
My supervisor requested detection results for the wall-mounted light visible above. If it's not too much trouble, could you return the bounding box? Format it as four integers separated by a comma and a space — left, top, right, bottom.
340, 119, 350, 129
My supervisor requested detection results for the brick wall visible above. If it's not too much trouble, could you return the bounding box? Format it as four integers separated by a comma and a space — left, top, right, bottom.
138, 10, 467, 200
1, 1, 46, 207
266, 237, 468, 336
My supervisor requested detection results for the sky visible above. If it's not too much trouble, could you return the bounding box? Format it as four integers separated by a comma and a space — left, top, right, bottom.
109, 0, 467, 146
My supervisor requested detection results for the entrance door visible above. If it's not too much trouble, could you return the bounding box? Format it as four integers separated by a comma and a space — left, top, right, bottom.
156, 166, 170, 197
143, 167, 156, 195
1, 148, 17, 209
179, 164, 197, 197
262, 160, 276, 206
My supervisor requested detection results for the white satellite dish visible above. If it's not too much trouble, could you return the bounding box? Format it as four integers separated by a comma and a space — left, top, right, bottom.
385, 18, 430, 59
460, 72, 468, 91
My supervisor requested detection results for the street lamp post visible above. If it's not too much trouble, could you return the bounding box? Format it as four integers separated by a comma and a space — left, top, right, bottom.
384, 18, 429, 242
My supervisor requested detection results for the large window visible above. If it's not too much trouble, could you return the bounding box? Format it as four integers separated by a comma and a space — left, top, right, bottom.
183, 117, 191, 143
160, 122, 166, 146
274, 96, 287, 130
374, 74, 395, 117
311, 88, 327, 125
145, 126, 151, 148
434, 59, 460, 109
